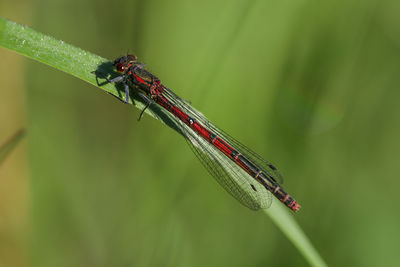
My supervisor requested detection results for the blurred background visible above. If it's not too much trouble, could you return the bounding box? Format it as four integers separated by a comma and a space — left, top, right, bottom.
1, 0, 400, 266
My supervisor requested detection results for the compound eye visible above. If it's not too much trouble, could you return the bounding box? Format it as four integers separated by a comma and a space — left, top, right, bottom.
116, 63, 125, 72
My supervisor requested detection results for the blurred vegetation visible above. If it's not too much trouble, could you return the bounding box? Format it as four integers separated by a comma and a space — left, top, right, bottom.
0, 130, 25, 165
1, 0, 400, 266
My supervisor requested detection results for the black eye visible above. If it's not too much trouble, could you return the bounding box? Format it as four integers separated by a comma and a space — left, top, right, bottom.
251, 184, 257, 191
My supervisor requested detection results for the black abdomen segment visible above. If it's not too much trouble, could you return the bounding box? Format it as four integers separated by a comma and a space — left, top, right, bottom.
232, 151, 300, 212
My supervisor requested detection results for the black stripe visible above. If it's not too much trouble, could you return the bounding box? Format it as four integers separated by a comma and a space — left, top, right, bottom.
209, 133, 216, 143
231, 150, 239, 159
258, 172, 276, 187
237, 155, 259, 176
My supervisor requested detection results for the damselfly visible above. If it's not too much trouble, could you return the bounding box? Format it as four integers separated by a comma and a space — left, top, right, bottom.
101, 54, 300, 212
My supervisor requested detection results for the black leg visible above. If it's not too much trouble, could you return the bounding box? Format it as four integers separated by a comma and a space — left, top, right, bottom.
93, 70, 124, 83
108, 75, 125, 83
137, 91, 152, 121
101, 73, 129, 103
93, 70, 131, 103
123, 83, 130, 103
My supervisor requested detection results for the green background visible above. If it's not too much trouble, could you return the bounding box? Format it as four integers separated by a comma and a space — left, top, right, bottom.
1, 0, 400, 266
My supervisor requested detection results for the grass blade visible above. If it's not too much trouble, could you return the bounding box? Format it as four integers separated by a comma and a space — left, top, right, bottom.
266, 203, 327, 267
0, 17, 326, 266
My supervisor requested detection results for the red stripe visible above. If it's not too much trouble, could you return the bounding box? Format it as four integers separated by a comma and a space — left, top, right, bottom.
133, 74, 147, 86
191, 122, 211, 140
170, 106, 189, 122
213, 138, 233, 157
156, 95, 170, 109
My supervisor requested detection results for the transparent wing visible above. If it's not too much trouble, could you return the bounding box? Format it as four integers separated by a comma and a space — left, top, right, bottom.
162, 87, 283, 184
172, 114, 271, 210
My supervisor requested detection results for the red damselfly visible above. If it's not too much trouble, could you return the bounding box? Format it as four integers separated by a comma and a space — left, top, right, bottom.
102, 54, 300, 212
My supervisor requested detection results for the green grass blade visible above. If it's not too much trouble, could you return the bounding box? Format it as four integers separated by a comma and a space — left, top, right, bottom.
0, 18, 108, 94
0, 17, 179, 128
0, 17, 326, 266
0, 17, 147, 111
266, 203, 328, 267
0, 129, 26, 165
